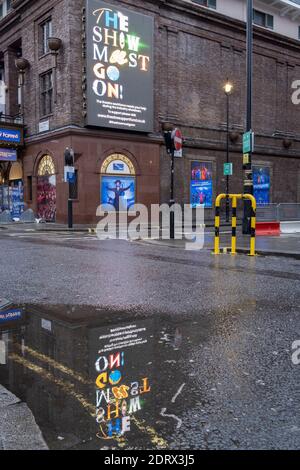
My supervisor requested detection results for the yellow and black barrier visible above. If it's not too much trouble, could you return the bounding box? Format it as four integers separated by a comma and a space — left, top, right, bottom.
214, 194, 256, 256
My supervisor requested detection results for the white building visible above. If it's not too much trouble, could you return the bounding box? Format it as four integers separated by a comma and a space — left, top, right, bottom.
0, 0, 11, 21
187, 0, 300, 41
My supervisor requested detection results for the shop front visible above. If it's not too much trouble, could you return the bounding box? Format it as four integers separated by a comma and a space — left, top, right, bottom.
0, 124, 24, 218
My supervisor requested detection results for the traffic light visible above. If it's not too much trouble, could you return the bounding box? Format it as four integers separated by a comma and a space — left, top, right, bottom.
64, 147, 74, 167
163, 131, 174, 155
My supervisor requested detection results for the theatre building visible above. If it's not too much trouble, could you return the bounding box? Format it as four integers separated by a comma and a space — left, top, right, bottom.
0, 0, 300, 223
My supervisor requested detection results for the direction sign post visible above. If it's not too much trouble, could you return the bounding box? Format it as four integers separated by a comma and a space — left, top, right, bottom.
243, 131, 254, 154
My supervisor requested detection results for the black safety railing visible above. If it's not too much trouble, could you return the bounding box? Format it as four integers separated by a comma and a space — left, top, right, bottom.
0, 113, 24, 125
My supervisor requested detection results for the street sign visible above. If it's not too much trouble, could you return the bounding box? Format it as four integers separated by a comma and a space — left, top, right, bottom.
64, 166, 75, 183
224, 163, 233, 176
172, 128, 183, 158
243, 153, 250, 165
243, 131, 254, 154
41, 318, 52, 332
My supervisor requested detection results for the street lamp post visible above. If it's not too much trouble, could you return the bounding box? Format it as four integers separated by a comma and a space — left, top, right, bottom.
64, 147, 75, 229
15, 57, 30, 119
48, 37, 62, 104
224, 81, 233, 223
243, 0, 254, 234
162, 122, 175, 240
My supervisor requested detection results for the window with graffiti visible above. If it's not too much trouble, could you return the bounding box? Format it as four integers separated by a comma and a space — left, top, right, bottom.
37, 155, 56, 222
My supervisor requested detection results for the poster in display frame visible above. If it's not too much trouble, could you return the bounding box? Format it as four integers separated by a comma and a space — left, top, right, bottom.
190, 160, 213, 209
253, 166, 271, 206
101, 175, 136, 212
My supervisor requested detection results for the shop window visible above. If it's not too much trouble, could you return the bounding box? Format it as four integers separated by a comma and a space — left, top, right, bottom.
190, 161, 213, 208
0, 162, 25, 218
100, 154, 136, 211
40, 71, 53, 117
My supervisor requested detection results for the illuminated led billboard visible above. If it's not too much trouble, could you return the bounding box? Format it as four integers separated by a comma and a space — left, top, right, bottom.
85, 0, 154, 132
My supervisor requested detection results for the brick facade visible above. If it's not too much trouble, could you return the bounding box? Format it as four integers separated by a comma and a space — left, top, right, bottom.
0, 0, 299, 223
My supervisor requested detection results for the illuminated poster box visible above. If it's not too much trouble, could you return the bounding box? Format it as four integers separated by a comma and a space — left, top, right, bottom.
85, 0, 154, 132
253, 166, 270, 206
190, 161, 213, 208
0, 128, 22, 144
0, 148, 17, 162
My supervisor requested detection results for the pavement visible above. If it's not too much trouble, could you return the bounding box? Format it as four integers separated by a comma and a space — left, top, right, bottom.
143, 231, 300, 259
0, 385, 48, 450
0, 221, 299, 258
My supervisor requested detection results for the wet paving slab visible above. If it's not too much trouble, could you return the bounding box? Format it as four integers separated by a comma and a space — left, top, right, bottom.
0, 301, 299, 450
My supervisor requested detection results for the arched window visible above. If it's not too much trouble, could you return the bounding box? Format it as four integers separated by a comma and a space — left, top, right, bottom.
101, 154, 136, 211
37, 155, 55, 176
9, 162, 23, 181
101, 153, 135, 176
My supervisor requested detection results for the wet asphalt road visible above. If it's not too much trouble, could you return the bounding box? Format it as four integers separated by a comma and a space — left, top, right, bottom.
0, 229, 299, 449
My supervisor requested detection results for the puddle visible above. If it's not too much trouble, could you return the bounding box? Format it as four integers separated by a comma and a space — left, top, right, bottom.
0, 303, 205, 450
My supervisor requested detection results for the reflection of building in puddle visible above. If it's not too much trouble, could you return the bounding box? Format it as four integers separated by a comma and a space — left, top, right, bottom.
0, 305, 157, 449
0, 304, 26, 380
89, 321, 153, 440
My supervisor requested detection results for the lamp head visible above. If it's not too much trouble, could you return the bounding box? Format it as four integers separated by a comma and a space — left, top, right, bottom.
224, 81, 233, 95
15, 58, 30, 72
48, 37, 62, 53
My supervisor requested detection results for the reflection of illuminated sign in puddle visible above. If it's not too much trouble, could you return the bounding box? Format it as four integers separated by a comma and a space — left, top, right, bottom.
91, 322, 152, 439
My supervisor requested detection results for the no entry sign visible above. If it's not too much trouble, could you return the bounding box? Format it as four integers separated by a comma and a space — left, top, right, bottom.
172, 128, 183, 158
